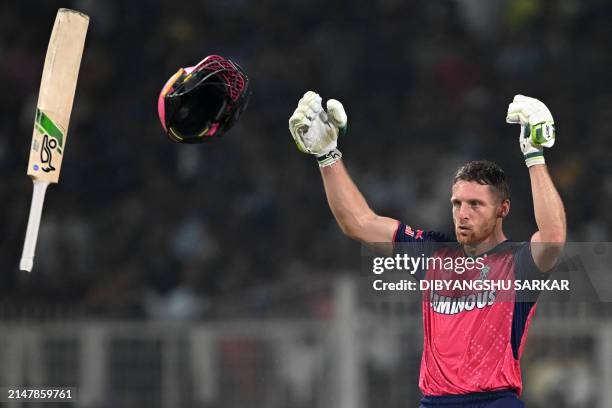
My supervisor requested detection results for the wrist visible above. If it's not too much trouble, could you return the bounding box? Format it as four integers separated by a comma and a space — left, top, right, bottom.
317, 148, 342, 167
524, 150, 545, 167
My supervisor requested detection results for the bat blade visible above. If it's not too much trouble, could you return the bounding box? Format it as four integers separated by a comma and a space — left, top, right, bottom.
27, 8, 89, 182
20, 9, 89, 272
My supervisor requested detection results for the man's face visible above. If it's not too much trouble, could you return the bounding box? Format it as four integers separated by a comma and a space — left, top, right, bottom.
451, 180, 508, 245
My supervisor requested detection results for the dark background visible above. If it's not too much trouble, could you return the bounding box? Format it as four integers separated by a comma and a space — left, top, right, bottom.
1, 0, 611, 318
1, 2, 611, 407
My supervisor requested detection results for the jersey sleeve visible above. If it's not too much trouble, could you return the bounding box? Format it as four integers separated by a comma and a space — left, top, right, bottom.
513, 242, 544, 302
393, 222, 453, 280
513, 242, 542, 281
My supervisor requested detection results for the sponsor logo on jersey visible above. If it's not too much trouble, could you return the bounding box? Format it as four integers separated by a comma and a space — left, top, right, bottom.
430, 290, 497, 315
404, 225, 424, 240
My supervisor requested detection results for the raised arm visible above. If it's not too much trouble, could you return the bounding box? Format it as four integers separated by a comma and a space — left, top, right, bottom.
288, 91, 398, 244
528, 164, 566, 271
320, 160, 398, 243
506, 95, 567, 272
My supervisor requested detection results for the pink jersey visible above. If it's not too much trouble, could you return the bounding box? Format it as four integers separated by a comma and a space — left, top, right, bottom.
394, 223, 541, 397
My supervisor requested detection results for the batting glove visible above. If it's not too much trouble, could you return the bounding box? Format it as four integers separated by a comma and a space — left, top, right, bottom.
506, 95, 555, 167
289, 91, 347, 167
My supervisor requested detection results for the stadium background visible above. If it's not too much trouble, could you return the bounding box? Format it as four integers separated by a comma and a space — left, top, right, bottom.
1, 0, 611, 407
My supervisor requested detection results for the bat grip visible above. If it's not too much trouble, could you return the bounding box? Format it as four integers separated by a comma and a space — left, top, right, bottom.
20, 180, 50, 272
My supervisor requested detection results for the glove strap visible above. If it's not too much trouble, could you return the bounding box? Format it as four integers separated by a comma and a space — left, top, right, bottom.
524, 151, 545, 167
317, 149, 342, 167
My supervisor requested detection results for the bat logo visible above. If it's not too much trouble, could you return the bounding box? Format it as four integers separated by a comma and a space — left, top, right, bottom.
40, 134, 57, 172
34, 109, 64, 173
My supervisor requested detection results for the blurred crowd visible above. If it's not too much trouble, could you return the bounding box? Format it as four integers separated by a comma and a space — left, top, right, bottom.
1, 0, 611, 319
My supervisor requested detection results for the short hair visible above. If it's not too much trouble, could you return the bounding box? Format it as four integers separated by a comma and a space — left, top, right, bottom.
453, 160, 510, 201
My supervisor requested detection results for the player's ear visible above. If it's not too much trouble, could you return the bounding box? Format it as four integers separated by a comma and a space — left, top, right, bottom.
499, 199, 510, 218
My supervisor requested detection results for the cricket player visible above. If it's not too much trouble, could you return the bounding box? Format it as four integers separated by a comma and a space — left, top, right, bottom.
289, 93, 566, 407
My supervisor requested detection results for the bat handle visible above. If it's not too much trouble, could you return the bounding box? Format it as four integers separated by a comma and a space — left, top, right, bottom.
20, 180, 50, 272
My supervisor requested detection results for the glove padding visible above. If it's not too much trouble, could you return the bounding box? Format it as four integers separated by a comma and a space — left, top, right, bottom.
506, 94, 555, 167
289, 91, 347, 167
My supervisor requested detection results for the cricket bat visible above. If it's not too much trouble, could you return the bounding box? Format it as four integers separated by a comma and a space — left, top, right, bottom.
20, 9, 89, 272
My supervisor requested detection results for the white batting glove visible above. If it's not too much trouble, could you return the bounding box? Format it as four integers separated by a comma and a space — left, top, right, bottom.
289, 91, 347, 167
506, 95, 556, 167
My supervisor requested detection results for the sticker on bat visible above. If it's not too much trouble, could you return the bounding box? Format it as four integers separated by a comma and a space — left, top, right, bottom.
33, 109, 65, 173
